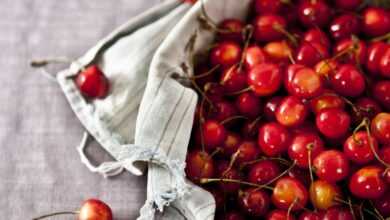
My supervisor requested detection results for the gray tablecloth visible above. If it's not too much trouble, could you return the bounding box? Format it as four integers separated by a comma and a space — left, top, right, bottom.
0, 1, 160, 219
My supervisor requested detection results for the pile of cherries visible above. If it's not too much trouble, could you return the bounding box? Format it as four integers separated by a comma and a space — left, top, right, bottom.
184, 0, 390, 219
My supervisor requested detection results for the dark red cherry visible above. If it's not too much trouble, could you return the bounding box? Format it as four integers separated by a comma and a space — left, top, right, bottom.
217, 165, 242, 194
285, 66, 324, 98
204, 83, 225, 102
288, 133, 324, 168
374, 191, 390, 217
267, 209, 296, 220
222, 132, 241, 157
313, 150, 350, 182
241, 120, 262, 139
362, 7, 390, 37
373, 81, 390, 110
248, 160, 281, 185
329, 14, 360, 41
239, 188, 270, 217
349, 165, 387, 199
236, 140, 261, 163
210, 101, 238, 122
343, 131, 379, 164
218, 211, 245, 220
201, 120, 227, 151
258, 122, 291, 157
310, 93, 345, 114
298, 0, 331, 28
235, 92, 262, 119
75, 65, 109, 99
248, 63, 282, 96
380, 145, 390, 164
371, 113, 390, 144
244, 45, 268, 70
303, 28, 331, 48
298, 211, 321, 220
288, 167, 312, 187
330, 64, 365, 98
366, 41, 388, 76
210, 42, 242, 68
220, 65, 248, 93
322, 207, 353, 220
218, 19, 244, 42
316, 108, 351, 139
334, 38, 366, 66
185, 150, 215, 183
264, 96, 283, 121
272, 177, 309, 211
275, 96, 309, 127
379, 45, 390, 78
352, 97, 382, 123
335, 0, 362, 10
295, 41, 330, 67
253, 14, 286, 42
193, 64, 218, 89
254, 0, 282, 14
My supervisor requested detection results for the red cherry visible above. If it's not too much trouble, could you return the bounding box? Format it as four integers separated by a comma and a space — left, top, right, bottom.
366, 41, 388, 76
264, 96, 283, 121
284, 64, 306, 93
210, 42, 242, 68
362, 7, 390, 37
248, 63, 282, 96
267, 209, 296, 220
349, 165, 387, 199
258, 122, 291, 157
78, 199, 113, 220
248, 160, 281, 185
310, 93, 345, 114
272, 177, 309, 211
285, 66, 324, 98
373, 81, 390, 110
335, 0, 362, 10
201, 120, 227, 151
379, 46, 390, 78
343, 131, 379, 164
309, 180, 341, 210
374, 191, 390, 217
220, 65, 248, 93
222, 132, 241, 157
217, 165, 242, 194
244, 45, 268, 70
316, 108, 351, 139
334, 38, 367, 66
322, 207, 353, 220
298, 0, 331, 28
330, 64, 365, 98
371, 113, 390, 144
254, 0, 282, 14
75, 65, 109, 99
275, 96, 309, 127
298, 211, 321, 220
239, 188, 270, 217
210, 101, 238, 122
313, 150, 350, 183
288, 133, 324, 168
185, 150, 215, 183
218, 19, 244, 42
303, 28, 331, 48
329, 14, 360, 41
295, 41, 330, 67
380, 145, 390, 164
236, 140, 261, 163
352, 97, 382, 123
235, 92, 262, 119
253, 14, 286, 42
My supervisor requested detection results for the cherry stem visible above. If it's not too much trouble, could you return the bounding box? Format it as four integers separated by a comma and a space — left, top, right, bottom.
273, 24, 298, 46
287, 198, 299, 220
226, 150, 241, 174
347, 197, 357, 220
32, 211, 79, 220
220, 115, 248, 125
190, 78, 214, 108
288, 52, 296, 64
192, 65, 220, 79
240, 156, 291, 170
316, 59, 335, 79
200, 178, 274, 190
227, 87, 252, 96
199, 0, 234, 34
255, 160, 297, 190
371, 32, 390, 42
334, 197, 383, 220
307, 143, 315, 187
370, 200, 385, 220
238, 25, 254, 71
30, 58, 86, 71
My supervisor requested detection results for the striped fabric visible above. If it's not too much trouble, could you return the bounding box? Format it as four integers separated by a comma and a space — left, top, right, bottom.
56, 0, 251, 219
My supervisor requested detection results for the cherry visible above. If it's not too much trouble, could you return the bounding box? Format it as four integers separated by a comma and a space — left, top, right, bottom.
298, 211, 322, 220
220, 65, 248, 93
248, 63, 282, 96
303, 28, 331, 48
222, 132, 241, 157
366, 41, 388, 76
236, 140, 261, 163
254, 0, 283, 15
310, 93, 345, 114
298, 0, 331, 28
258, 122, 291, 157
379, 45, 390, 78
33, 199, 113, 220
200, 120, 227, 151
334, 37, 367, 65
285, 66, 324, 98
267, 209, 296, 220
309, 180, 341, 210
239, 188, 270, 217
316, 108, 351, 139
288, 133, 324, 168
193, 64, 218, 89
314, 59, 339, 80
210, 101, 238, 122
313, 150, 350, 182
217, 164, 242, 194
373, 80, 390, 110
244, 45, 268, 70
295, 41, 330, 67
290, 122, 318, 136
362, 7, 390, 37
264, 96, 283, 121
253, 14, 287, 42
343, 131, 379, 164
329, 14, 360, 41
371, 112, 390, 144
218, 211, 245, 220
248, 160, 281, 185
276, 96, 309, 127
322, 207, 353, 220
218, 19, 244, 42
235, 92, 262, 118
352, 97, 382, 123
380, 146, 390, 164
374, 191, 390, 217
185, 150, 215, 183
264, 40, 293, 62
204, 82, 225, 102
349, 165, 387, 199
334, 0, 362, 10
241, 120, 262, 139
210, 41, 242, 68
272, 177, 309, 211
75, 65, 109, 99
330, 64, 366, 98
285, 64, 306, 93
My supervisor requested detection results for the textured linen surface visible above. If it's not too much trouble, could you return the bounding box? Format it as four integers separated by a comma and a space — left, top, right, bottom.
0, 1, 159, 219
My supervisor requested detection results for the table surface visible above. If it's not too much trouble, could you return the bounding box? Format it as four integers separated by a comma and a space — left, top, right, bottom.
0, 1, 160, 219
